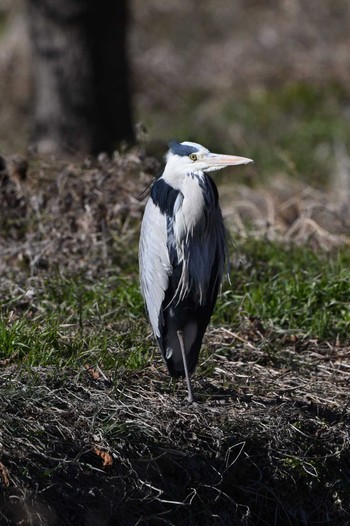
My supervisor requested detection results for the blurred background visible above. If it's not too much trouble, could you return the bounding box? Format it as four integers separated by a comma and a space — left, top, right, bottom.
1, 0, 350, 190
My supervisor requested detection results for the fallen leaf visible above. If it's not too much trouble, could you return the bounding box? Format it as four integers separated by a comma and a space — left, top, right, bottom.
0, 461, 10, 487
94, 448, 113, 468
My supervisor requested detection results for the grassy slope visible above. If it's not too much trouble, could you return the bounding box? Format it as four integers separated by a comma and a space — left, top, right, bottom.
1, 242, 350, 369
0, 153, 350, 525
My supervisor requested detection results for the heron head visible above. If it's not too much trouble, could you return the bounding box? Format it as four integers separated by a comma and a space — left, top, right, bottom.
166, 141, 253, 174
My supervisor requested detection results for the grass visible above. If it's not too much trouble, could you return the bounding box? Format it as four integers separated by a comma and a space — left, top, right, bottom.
215, 240, 350, 341
1, 240, 349, 375
0, 273, 150, 370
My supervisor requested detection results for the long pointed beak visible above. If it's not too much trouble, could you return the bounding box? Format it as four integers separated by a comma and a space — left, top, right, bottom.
206, 153, 254, 166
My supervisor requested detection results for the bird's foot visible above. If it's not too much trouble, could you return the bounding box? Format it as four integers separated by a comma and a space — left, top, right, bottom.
185, 394, 199, 406
187, 394, 196, 404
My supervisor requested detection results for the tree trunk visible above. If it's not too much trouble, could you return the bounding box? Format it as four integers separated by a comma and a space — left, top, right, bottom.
26, 0, 134, 155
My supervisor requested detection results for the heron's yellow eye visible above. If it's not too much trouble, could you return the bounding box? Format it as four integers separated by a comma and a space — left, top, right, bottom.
189, 153, 197, 161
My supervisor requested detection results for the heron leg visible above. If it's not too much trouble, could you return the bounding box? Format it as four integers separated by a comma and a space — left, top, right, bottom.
177, 330, 195, 403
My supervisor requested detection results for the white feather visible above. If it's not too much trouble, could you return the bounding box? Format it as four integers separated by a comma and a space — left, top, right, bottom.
139, 199, 172, 337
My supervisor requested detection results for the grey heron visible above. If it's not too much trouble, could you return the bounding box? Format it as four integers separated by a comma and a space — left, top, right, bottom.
139, 141, 253, 402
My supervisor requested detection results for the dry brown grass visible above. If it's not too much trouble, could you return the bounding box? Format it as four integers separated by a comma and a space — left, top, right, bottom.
1, 147, 350, 283
1, 332, 349, 525
222, 175, 350, 251
0, 151, 157, 277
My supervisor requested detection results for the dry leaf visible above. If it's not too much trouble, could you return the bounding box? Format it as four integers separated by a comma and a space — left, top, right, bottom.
94, 448, 113, 468
0, 461, 10, 487
84, 365, 101, 380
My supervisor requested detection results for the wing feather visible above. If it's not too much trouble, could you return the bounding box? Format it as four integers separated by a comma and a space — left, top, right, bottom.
139, 199, 172, 337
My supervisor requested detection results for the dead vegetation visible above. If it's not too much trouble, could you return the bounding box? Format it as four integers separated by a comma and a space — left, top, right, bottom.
1, 147, 350, 279
0, 332, 349, 525
223, 175, 350, 251
0, 151, 156, 277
